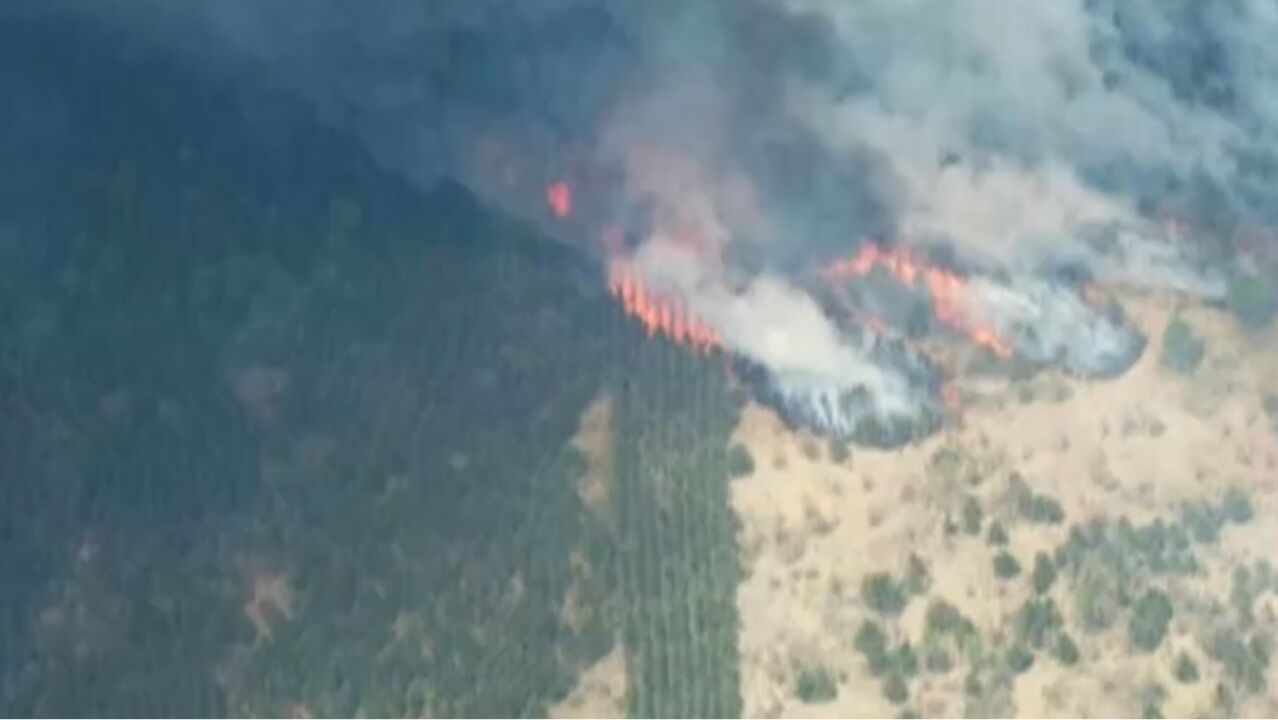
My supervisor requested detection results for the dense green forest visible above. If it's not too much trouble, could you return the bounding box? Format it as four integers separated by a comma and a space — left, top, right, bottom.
0, 16, 745, 718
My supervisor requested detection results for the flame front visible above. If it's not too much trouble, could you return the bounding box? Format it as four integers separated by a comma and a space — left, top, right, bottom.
823, 244, 1014, 359
545, 181, 721, 354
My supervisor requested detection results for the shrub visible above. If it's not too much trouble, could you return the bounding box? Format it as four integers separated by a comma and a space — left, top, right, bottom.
925, 599, 970, 637
1006, 644, 1034, 674
1129, 588, 1173, 652
987, 521, 1008, 546
1017, 597, 1063, 650
993, 551, 1022, 580
862, 572, 908, 616
1053, 633, 1080, 666
795, 666, 838, 704
828, 438, 850, 464
726, 444, 755, 477
882, 672, 909, 705
905, 554, 931, 595
1173, 652, 1199, 684
1221, 488, 1254, 525
1160, 314, 1205, 374
1026, 494, 1065, 524
1031, 552, 1058, 594
894, 642, 919, 678
855, 620, 890, 675
1226, 272, 1277, 331
961, 496, 983, 535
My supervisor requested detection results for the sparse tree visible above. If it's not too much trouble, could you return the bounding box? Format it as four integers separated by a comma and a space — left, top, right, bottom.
993, 551, 1021, 580
1129, 588, 1173, 652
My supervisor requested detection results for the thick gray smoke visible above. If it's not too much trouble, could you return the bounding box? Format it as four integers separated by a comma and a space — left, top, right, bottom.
30, 0, 1278, 441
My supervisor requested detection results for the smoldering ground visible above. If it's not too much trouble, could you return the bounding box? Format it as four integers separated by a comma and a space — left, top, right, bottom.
22, 0, 1278, 443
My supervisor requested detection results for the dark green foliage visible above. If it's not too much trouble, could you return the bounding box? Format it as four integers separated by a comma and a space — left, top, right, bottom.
1031, 552, 1058, 594
795, 666, 838, 704
963, 671, 982, 697
855, 621, 891, 675
1129, 589, 1174, 652
727, 443, 755, 477
1160, 314, 1205, 373
925, 599, 973, 637
1220, 488, 1253, 524
1173, 652, 1199, 684
905, 554, 931, 596
1020, 493, 1065, 525
992, 551, 1022, 580
828, 438, 850, 464
1207, 628, 1271, 694
894, 642, 919, 678
1181, 501, 1225, 544
1225, 272, 1277, 330
1231, 566, 1256, 627
1017, 597, 1063, 650
1142, 701, 1163, 719
882, 672, 909, 705
862, 572, 909, 616
987, 521, 1008, 546
961, 496, 983, 535
925, 648, 954, 674
1005, 645, 1034, 674
1052, 633, 1080, 666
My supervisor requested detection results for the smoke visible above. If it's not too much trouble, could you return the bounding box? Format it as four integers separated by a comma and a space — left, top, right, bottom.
29, 0, 1278, 441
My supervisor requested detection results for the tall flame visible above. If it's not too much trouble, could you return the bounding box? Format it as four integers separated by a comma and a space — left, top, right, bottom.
823, 244, 1014, 359
546, 180, 572, 220
606, 257, 721, 353
545, 181, 721, 353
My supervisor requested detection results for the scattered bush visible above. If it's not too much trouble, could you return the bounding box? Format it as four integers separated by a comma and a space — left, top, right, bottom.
1220, 488, 1254, 525
1207, 628, 1270, 694
925, 599, 972, 637
1129, 588, 1174, 652
961, 496, 983, 535
1053, 633, 1080, 666
1017, 597, 1063, 650
993, 551, 1022, 580
1225, 272, 1277, 331
795, 666, 838, 704
1160, 314, 1205, 374
1020, 493, 1065, 525
882, 672, 909, 705
987, 521, 1008, 546
1031, 552, 1058, 594
726, 444, 755, 477
894, 642, 919, 678
855, 620, 890, 675
1005, 644, 1034, 674
1173, 652, 1199, 684
828, 438, 850, 464
862, 572, 909, 616
905, 554, 931, 596
925, 648, 953, 674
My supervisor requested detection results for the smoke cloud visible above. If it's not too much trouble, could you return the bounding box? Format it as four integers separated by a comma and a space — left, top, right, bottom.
31, 0, 1278, 442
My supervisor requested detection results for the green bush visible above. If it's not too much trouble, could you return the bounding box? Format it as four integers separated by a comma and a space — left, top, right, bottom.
987, 521, 1008, 546
1005, 644, 1034, 674
1031, 552, 1058, 594
862, 572, 909, 616
1226, 272, 1278, 331
882, 672, 909, 705
726, 444, 755, 477
1053, 633, 1080, 666
855, 620, 890, 675
1220, 488, 1254, 525
925, 599, 971, 637
1021, 494, 1065, 525
993, 551, 1022, 580
1160, 314, 1205, 374
894, 642, 919, 678
961, 496, 983, 535
1017, 597, 1063, 650
828, 438, 850, 464
1173, 652, 1199, 684
1129, 588, 1174, 651
795, 666, 838, 704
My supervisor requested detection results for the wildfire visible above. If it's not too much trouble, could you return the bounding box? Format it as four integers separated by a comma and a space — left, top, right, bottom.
823, 243, 1014, 359
546, 180, 572, 219
606, 258, 721, 353
545, 181, 721, 353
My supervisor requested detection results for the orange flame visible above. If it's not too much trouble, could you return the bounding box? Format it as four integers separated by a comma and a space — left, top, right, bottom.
546, 180, 572, 219
607, 257, 721, 353
824, 244, 1013, 359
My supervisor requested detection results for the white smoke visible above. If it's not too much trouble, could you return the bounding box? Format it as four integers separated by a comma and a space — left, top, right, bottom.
31, 0, 1278, 440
